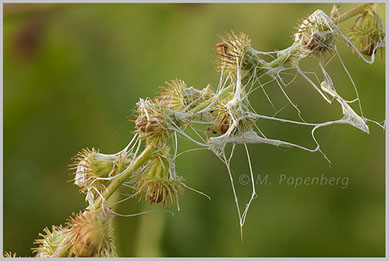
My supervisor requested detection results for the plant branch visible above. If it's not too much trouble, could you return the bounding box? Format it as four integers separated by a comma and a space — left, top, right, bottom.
334, 3, 371, 24
89, 143, 155, 211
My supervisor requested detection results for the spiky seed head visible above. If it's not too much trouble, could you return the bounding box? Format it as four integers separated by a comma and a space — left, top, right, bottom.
156, 79, 205, 113
134, 98, 170, 145
215, 42, 230, 57
70, 148, 131, 205
157, 79, 187, 111
131, 146, 184, 207
136, 174, 185, 207
67, 210, 116, 257
215, 31, 257, 75
211, 96, 254, 135
294, 10, 336, 60
135, 115, 164, 133
210, 100, 234, 135
347, 8, 385, 56
32, 225, 69, 257
72, 148, 114, 186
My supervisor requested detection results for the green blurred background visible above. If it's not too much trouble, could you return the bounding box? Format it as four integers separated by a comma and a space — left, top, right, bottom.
3, 3, 385, 257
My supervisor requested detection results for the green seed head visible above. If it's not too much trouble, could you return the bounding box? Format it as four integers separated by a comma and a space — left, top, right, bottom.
294, 10, 336, 59
158, 79, 187, 111
348, 7, 385, 56
32, 226, 69, 257
70, 148, 131, 205
215, 31, 257, 75
134, 98, 170, 145
131, 146, 184, 207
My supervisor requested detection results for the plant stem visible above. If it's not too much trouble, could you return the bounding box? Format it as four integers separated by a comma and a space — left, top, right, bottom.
334, 3, 371, 24
267, 46, 299, 68
89, 143, 155, 211
189, 84, 234, 113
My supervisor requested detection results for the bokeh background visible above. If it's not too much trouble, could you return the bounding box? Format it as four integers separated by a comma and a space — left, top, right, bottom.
3, 3, 385, 257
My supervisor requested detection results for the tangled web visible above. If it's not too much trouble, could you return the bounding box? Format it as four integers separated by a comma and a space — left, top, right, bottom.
154, 7, 385, 237
72, 5, 385, 238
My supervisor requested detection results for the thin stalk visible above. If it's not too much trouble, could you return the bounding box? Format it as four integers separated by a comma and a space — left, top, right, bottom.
189, 84, 234, 114
89, 143, 155, 211
267, 46, 299, 68
334, 3, 371, 24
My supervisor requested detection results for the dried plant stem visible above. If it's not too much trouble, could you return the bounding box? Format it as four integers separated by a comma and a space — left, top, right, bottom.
89, 143, 156, 211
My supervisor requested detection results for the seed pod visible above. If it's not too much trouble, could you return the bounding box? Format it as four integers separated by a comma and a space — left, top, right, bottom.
147, 184, 168, 204
294, 10, 336, 59
135, 115, 163, 133
130, 146, 184, 207
348, 8, 385, 56
133, 98, 170, 145
215, 42, 232, 59
215, 31, 255, 75
70, 148, 131, 206
157, 79, 187, 111
217, 113, 231, 134
32, 226, 69, 257
67, 210, 116, 257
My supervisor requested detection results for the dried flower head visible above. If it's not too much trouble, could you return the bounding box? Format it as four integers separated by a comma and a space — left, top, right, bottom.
294, 10, 336, 59
215, 31, 259, 75
156, 79, 206, 113
157, 79, 188, 111
66, 209, 116, 257
348, 8, 385, 56
211, 96, 254, 135
32, 225, 69, 257
70, 148, 130, 205
131, 146, 184, 207
134, 98, 170, 145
